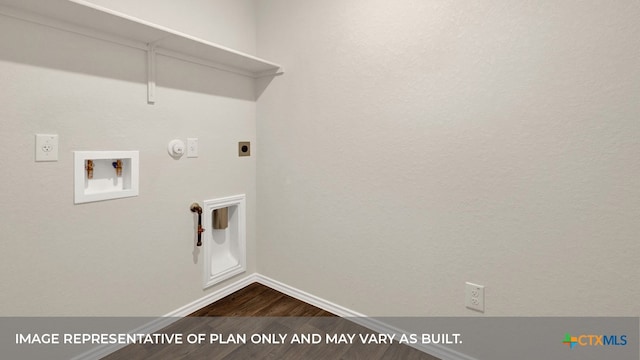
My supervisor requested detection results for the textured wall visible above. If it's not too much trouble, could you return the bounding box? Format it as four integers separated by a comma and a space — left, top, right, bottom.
0, 0, 258, 315
256, 0, 640, 316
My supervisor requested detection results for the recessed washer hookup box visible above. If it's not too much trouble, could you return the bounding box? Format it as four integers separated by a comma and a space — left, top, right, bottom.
74, 151, 139, 204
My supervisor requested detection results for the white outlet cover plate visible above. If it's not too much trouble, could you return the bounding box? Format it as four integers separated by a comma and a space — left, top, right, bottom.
35, 134, 58, 161
465, 282, 485, 312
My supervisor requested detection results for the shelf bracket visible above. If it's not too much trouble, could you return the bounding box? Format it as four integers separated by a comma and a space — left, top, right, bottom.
147, 43, 157, 104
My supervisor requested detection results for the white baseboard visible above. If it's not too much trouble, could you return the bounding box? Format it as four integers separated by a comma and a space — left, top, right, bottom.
165, 274, 257, 317
70, 274, 259, 360
252, 274, 366, 317
72, 273, 476, 360
253, 274, 477, 360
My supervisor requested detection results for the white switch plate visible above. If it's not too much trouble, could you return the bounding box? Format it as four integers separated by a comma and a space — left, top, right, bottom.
35, 134, 58, 162
187, 138, 198, 158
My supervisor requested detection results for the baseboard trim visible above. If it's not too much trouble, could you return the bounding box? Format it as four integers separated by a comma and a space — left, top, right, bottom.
253, 274, 477, 360
72, 273, 476, 360
252, 274, 365, 317
70, 274, 259, 360
165, 274, 257, 317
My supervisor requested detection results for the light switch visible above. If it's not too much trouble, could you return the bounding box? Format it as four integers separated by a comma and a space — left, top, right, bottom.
187, 138, 198, 158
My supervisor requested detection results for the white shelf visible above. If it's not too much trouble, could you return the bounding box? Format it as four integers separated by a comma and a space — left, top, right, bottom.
0, 0, 283, 78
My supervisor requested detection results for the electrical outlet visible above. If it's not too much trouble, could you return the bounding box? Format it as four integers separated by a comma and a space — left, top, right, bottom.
187, 138, 198, 158
35, 134, 59, 162
465, 282, 485, 312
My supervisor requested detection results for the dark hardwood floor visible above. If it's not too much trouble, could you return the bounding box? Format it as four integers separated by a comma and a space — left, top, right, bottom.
103, 283, 440, 360
188, 282, 335, 317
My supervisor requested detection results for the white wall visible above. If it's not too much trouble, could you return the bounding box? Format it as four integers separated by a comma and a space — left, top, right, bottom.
2, 0, 638, 321
0, 0, 258, 315
256, 0, 640, 316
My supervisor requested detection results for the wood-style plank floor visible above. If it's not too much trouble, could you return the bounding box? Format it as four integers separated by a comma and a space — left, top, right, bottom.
188, 283, 335, 317
103, 283, 441, 360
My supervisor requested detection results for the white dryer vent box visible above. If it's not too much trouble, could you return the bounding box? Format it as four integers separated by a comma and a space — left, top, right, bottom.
74, 151, 139, 204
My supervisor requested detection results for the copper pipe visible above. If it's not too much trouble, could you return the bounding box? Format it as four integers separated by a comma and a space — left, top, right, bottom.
114, 159, 123, 177
85, 160, 94, 179
190, 203, 204, 246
